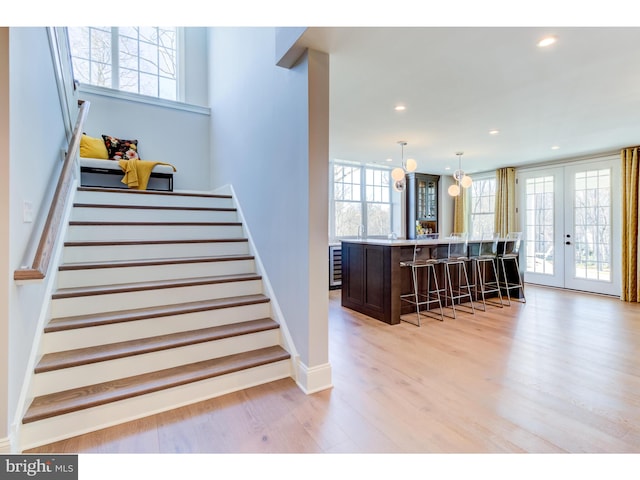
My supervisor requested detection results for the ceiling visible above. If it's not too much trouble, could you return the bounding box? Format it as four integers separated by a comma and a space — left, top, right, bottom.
297, 27, 640, 176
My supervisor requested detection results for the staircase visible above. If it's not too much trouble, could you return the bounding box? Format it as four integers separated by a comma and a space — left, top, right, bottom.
19, 187, 292, 450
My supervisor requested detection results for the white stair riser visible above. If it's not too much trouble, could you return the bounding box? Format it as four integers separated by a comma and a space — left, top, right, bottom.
66, 224, 245, 242
71, 207, 238, 223
43, 302, 272, 353
75, 191, 235, 209
57, 259, 257, 289
51, 280, 263, 317
62, 241, 250, 264
33, 329, 282, 396
20, 359, 292, 451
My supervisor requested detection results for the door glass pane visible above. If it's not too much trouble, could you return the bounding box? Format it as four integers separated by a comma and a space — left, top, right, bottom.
573, 168, 611, 281
525, 176, 554, 274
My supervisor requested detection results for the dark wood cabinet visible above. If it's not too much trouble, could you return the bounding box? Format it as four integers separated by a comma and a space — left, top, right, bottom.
405, 173, 439, 239
341, 241, 399, 324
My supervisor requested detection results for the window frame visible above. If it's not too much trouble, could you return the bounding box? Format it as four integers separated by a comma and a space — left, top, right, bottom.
330, 161, 396, 240
68, 26, 183, 104
468, 173, 497, 239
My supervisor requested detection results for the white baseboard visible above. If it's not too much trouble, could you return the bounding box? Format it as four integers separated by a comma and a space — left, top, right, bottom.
0, 435, 12, 453
295, 359, 332, 394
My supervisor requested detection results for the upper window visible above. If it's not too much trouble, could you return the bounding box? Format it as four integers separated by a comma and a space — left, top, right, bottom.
469, 176, 496, 238
68, 27, 179, 101
332, 162, 394, 239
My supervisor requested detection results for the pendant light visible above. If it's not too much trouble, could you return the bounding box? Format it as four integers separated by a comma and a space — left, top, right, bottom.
391, 141, 417, 192
448, 151, 472, 196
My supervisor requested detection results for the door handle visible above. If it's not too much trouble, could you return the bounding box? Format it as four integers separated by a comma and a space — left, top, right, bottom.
565, 241, 571, 245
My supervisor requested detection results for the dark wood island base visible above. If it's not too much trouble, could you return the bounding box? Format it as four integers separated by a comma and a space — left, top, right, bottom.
341, 239, 524, 325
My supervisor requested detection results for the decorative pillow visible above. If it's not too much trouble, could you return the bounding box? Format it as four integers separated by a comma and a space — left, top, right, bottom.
80, 134, 109, 159
102, 135, 139, 160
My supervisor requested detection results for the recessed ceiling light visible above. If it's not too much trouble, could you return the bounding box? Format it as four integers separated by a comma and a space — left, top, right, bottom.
394, 105, 406, 111
489, 129, 500, 135
386, 158, 393, 162
537, 36, 557, 47
551, 145, 560, 150
445, 167, 451, 171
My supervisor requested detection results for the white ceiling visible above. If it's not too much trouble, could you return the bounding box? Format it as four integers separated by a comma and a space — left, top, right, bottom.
297, 27, 640, 175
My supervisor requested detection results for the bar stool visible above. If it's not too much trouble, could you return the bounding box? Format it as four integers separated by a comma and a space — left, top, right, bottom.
443, 233, 475, 318
469, 233, 504, 310
498, 231, 526, 305
400, 241, 444, 326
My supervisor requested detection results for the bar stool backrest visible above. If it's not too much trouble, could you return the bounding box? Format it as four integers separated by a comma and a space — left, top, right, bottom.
502, 231, 523, 257
448, 232, 469, 260
413, 242, 431, 263
478, 232, 500, 258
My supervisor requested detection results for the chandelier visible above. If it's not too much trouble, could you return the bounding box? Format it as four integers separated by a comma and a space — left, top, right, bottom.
391, 141, 417, 192
447, 151, 472, 196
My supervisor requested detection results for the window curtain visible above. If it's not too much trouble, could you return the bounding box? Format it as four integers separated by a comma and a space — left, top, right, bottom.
494, 167, 517, 237
453, 186, 468, 234
621, 147, 639, 302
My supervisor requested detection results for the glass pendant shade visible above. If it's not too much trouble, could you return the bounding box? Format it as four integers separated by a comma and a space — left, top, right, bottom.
449, 152, 471, 196
448, 183, 460, 196
393, 179, 406, 192
391, 142, 417, 191
391, 167, 405, 182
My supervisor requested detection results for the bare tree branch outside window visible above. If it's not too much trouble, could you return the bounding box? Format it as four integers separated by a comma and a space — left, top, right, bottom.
68, 26, 177, 101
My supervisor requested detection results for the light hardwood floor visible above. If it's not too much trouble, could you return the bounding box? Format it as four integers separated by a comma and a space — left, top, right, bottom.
27, 284, 640, 454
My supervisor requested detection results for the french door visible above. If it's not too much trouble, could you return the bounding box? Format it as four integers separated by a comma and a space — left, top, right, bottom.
518, 157, 621, 296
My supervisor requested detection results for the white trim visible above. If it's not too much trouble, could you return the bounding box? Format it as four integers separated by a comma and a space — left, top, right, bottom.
516, 152, 619, 175
214, 184, 301, 382
0, 436, 11, 453
177, 27, 186, 105
78, 84, 210, 116
12, 179, 78, 439
295, 360, 333, 394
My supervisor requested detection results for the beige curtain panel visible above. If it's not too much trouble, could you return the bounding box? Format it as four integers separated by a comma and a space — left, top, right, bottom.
453, 186, 467, 234
621, 147, 639, 302
494, 167, 517, 237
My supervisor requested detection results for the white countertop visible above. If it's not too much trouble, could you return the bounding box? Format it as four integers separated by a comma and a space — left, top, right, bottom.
341, 238, 449, 246
340, 237, 508, 246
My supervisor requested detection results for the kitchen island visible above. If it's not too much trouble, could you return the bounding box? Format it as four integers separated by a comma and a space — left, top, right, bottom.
340, 238, 523, 325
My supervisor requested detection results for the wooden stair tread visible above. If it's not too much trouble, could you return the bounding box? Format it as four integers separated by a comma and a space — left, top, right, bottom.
45, 294, 271, 332
52, 273, 262, 299
73, 203, 237, 212
58, 254, 254, 271
69, 220, 242, 226
64, 238, 249, 247
23, 345, 291, 424
36, 318, 280, 373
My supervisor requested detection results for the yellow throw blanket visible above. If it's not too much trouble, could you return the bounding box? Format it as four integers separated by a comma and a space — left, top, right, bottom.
118, 158, 177, 190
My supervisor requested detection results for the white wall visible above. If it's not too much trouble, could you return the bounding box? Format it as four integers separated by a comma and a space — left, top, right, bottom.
80, 92, 211, 191
208, 27, 331, 389
440, 176, 455, 235
182, 27, 209, 108
5, 27, 68, 447
0, 27, 10, 451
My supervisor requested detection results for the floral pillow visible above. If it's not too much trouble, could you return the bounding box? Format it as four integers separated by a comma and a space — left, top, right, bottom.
102, 135, 139, 160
